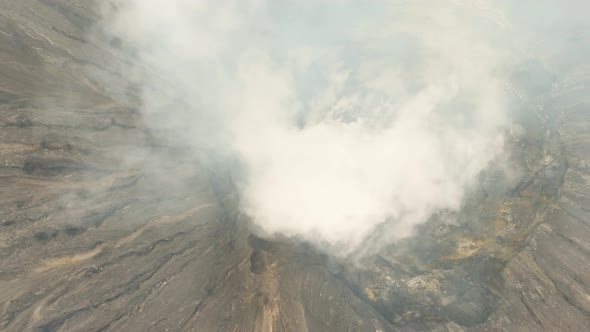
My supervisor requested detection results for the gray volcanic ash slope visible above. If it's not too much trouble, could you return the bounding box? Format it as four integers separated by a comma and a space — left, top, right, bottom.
1, 1, 590, 331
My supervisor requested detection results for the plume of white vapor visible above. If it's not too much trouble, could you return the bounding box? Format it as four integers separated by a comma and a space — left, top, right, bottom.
106, 0, 516, 254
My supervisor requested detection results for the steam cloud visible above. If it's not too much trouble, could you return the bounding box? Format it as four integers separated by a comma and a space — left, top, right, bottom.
105, 0, 522, 254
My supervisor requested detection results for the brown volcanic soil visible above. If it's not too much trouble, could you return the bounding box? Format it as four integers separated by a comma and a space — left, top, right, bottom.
1, 1, 590, 331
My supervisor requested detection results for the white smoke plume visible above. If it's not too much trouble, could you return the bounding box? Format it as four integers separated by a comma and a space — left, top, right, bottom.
105, 0, 519, 254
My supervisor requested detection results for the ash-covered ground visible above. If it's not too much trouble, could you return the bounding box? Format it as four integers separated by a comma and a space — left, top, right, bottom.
1, 1, 590, 331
